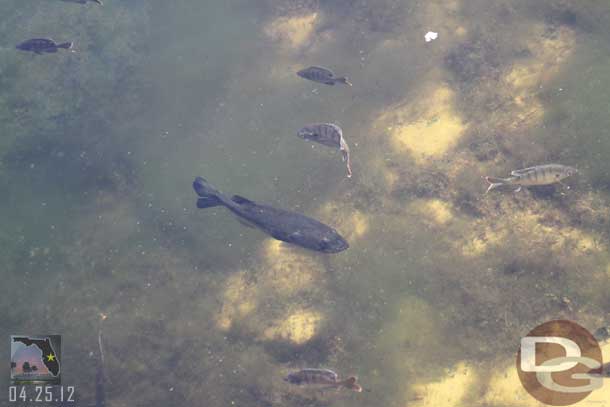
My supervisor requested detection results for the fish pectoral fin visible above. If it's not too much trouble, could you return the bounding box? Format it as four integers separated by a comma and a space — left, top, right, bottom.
270, 231, 290, 242
231, 195, 255, 205
270, 230, 285, 240
197, 196, 222, 209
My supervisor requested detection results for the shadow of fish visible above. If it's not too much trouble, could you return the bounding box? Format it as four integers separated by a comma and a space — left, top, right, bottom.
60, 0, 103, 4
485, 164, 577, 193
16, 38, 73, 54
284, 369, 362, 392
297, 66, 352, 86
193, 177, 349, 253
298, 123, 352, 178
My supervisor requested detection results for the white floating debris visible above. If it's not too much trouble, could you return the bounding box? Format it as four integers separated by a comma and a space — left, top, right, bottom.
425, 31, 438, 42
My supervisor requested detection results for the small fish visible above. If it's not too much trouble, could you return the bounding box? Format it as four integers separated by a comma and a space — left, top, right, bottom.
586, 362, 610, 378
61, 0, 103, 4
284, 369, 362, 392
193, 177, 349, 253
485, 164, 577, 193
298, 123, 352, 178
16, 38, 73, 55
297, 66, 352, 86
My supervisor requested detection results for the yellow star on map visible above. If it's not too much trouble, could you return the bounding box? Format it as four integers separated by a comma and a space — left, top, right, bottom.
46, 354, 56, 362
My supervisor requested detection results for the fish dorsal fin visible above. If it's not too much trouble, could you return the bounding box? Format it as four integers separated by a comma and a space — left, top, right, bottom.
231, 195, 255, 205
197, 196, 222, 209
314, 66, 333, 76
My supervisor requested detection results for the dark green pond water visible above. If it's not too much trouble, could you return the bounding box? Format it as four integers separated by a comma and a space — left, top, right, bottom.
3, 1, 610, 406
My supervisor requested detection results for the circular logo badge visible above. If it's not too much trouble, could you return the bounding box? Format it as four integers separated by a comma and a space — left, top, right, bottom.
517, 320, 603, 406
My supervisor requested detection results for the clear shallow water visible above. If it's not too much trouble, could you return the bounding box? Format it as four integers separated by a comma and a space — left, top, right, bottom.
3, 1, 610, 406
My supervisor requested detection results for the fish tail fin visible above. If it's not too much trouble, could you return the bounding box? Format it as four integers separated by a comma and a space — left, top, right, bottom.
485, 176, 509, 194
340, 139, 352, 177
93, 0, 103, 4
57, 42, 73, 50
341, 377, 362, 392
193, 177, 225, 209
337, 77, 352, 86
342, 150, 352, 178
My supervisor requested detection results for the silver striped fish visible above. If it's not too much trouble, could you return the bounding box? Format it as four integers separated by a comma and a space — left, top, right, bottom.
297, 123, 352, 178
485, 164, 577, 193
297, 66, 352, 86
284, 368, 362, 392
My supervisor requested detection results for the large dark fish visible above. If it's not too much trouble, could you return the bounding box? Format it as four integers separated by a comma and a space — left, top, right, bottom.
284, 369, 362, 392
16, 38, 73, 54
485, 164, 577, 193
192, 177, 349, 253
297, 66, 352, 86
298, 123, 352, 178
